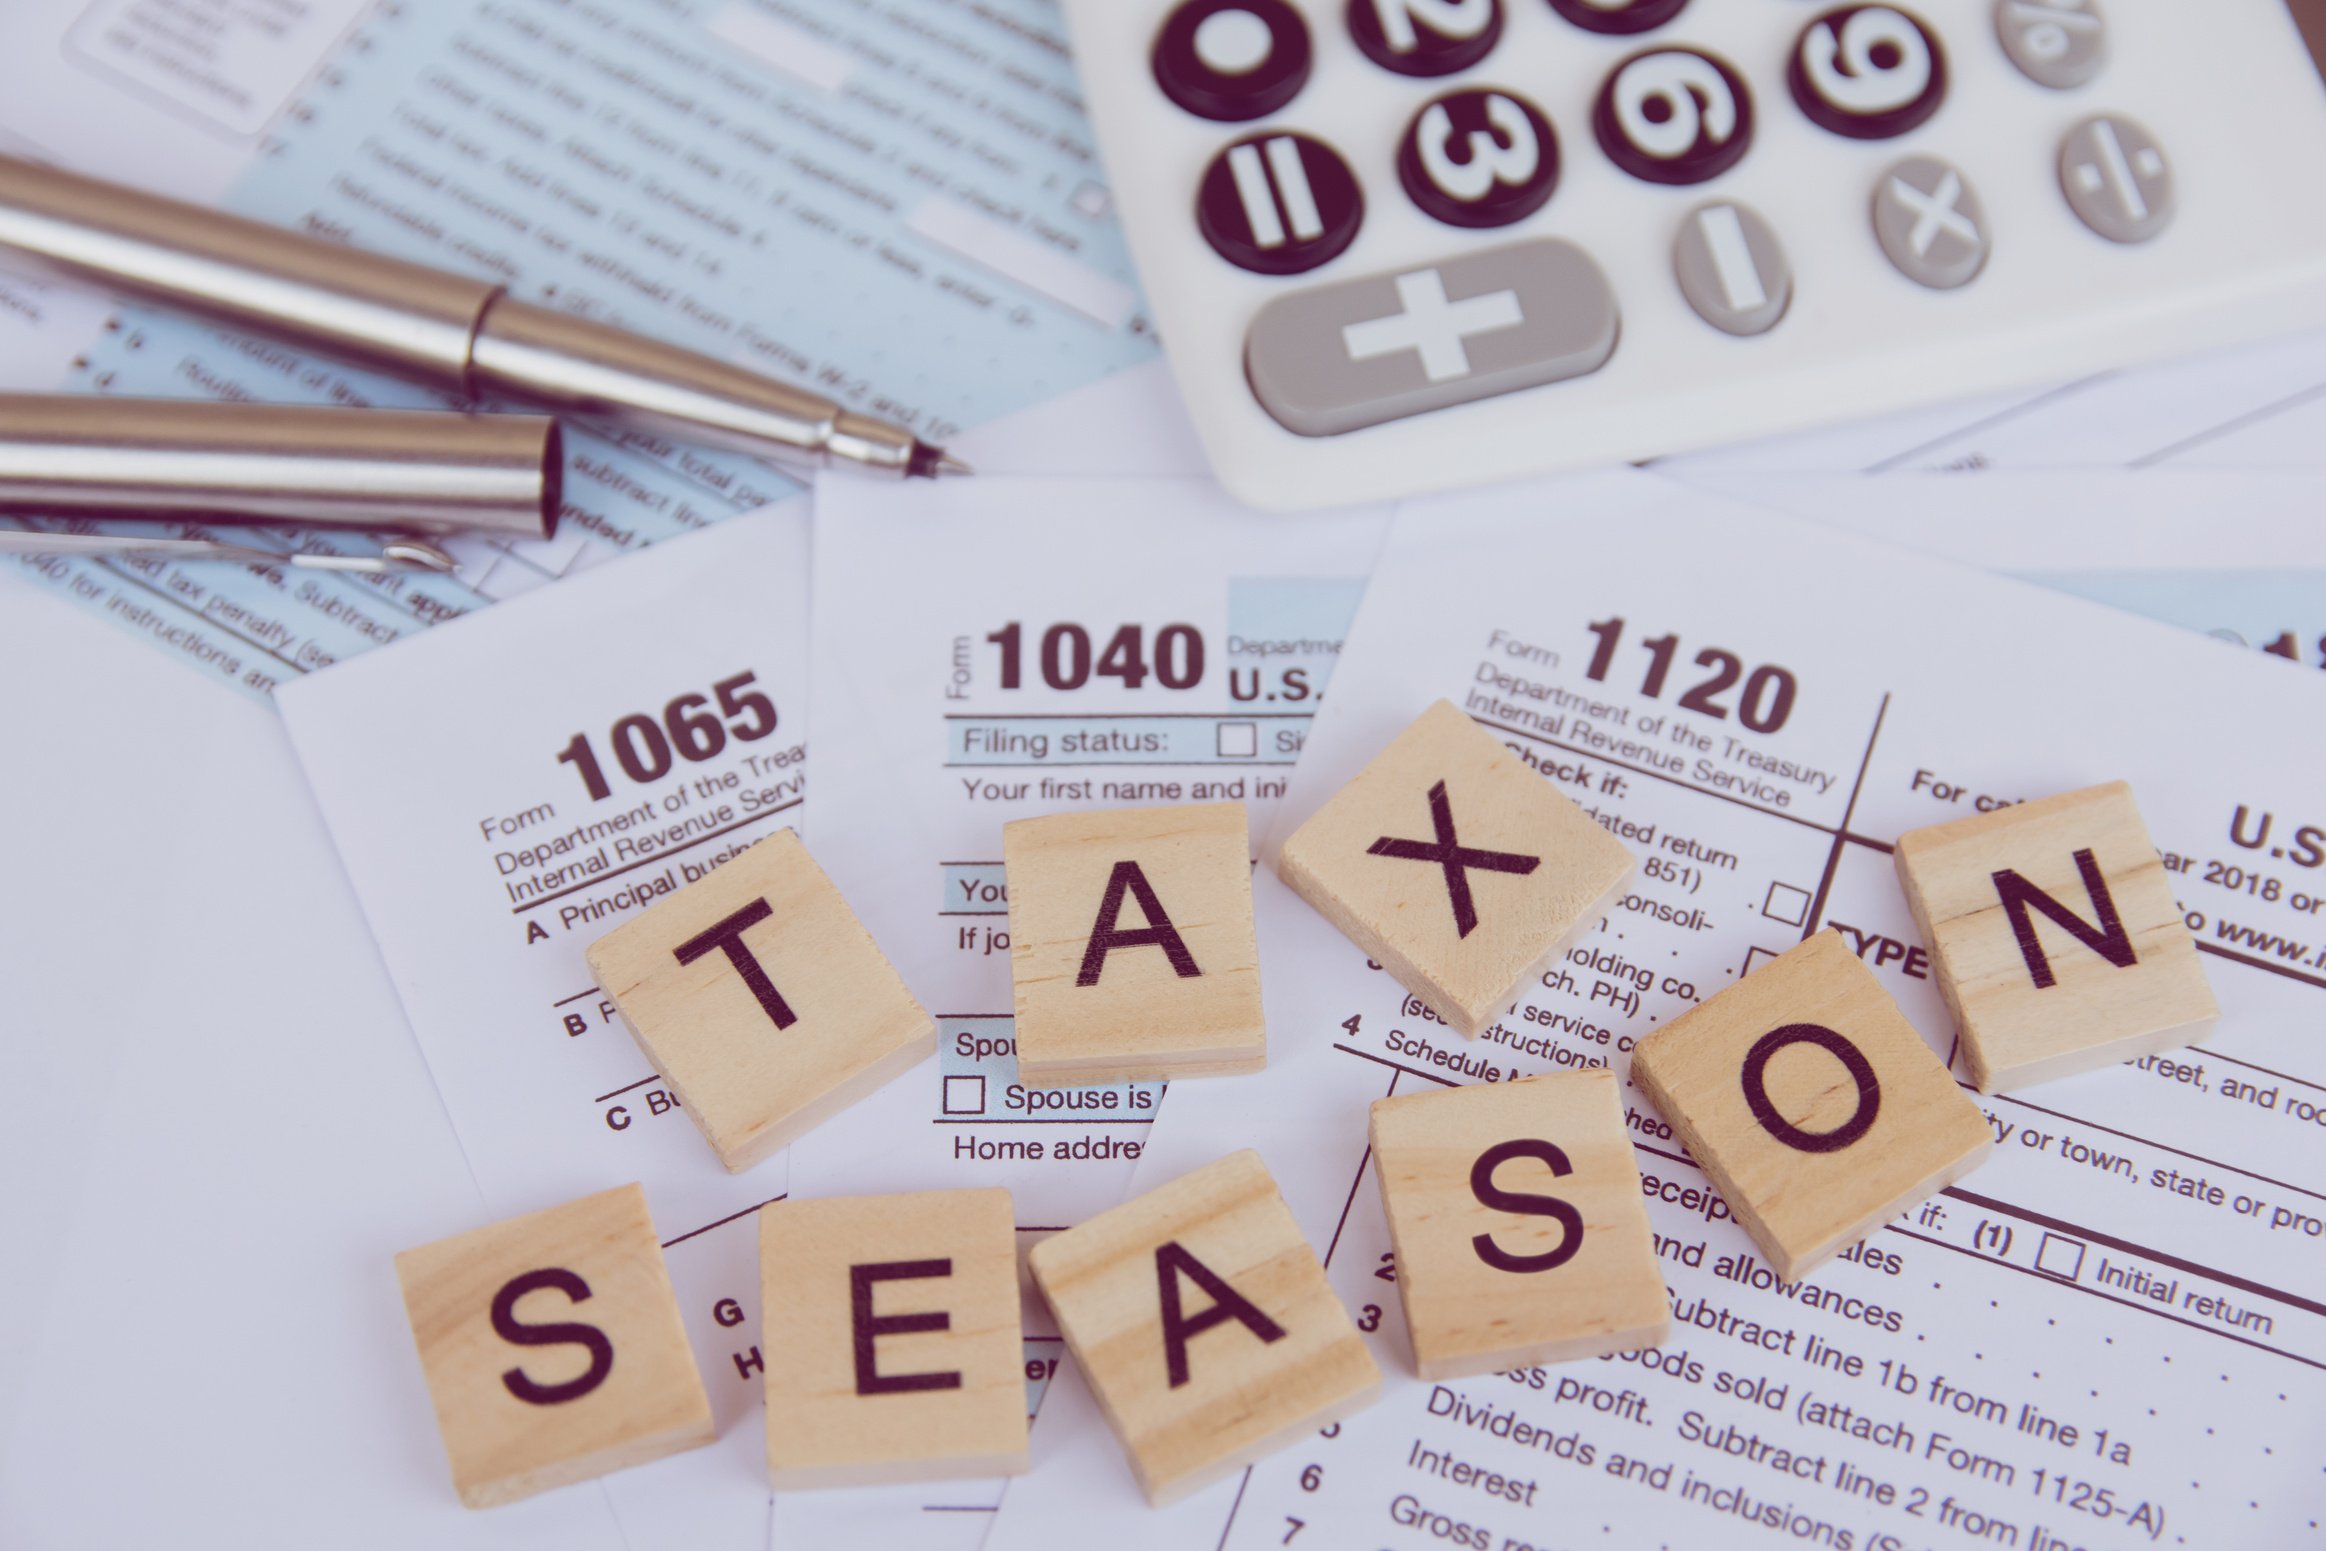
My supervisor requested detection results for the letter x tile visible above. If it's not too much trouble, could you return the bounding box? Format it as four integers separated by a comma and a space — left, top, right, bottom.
1895, 781, 2217, 1092
1004, 802, 1264, 1088
1279, 700, 1634, 1035
585, 830, 935, 1171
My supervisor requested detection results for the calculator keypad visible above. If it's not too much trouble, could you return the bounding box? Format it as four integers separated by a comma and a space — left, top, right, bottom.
1153, 0, 1313, 123
1874, 156, 1990, 289
1788, 6, 1949, 141
1349, 0, 1505, 78
1133, 0, 2185, 450
1246, 238, 1618, 436
1398, 88, 1561, 228
1593, 47, 1756, 185
1199, 131, 1366, 274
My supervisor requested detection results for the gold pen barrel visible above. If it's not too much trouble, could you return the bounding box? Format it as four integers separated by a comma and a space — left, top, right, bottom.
0, 156, 498, 387
0, 396, 561, 539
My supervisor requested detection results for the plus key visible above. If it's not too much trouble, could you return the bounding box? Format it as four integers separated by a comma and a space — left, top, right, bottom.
1245, 238, 1618, 438
1342, 270, 1524, 383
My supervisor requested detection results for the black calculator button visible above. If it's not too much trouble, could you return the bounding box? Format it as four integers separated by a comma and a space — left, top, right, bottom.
1398, 88, 1559, 227
1593, 47, 1754, 186
1199, 132, 1365, 275
1545, 0, 1690, 36
1789, 6, 1947, 140
1349, 0, 1504, 78
1153, 0, 1313, 123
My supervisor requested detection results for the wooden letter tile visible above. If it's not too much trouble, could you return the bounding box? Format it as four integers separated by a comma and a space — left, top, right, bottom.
1028, 1150, 1380, 1505
585, 830, 934, 1171
1631, 932, 1992, 1280
1279, 700, 1634, 1036
759, 1188, 1028, 1489
1003, 802, 1263, 1088
395, 1183, 714, 1508
1370, 1069, 1669, 1379
1895, 781, 2218, 1093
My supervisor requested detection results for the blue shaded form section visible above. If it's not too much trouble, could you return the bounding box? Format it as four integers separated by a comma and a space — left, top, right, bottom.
941, 861, 1008, 915
2027, 571, 2326, 672
16, 0, 1154, 696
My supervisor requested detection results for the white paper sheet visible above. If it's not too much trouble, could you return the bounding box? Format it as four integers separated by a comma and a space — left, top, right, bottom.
990, 468, 2326, 1551
279, 501, 818, 1550
773, 475, 1386, 1545
0, 571, 626, 1551
1659, 323, 2326, 477
1713, 469, 2326, 669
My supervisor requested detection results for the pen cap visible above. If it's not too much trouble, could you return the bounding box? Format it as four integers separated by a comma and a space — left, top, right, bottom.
0, 396, 561, 540
0, 155, 496, 390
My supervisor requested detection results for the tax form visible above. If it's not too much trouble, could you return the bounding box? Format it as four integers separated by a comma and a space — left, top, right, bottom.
280, 502, 816, 1550
1718, 469, 2326, 673
990, 468, 2326, 1551
775, 475, 1385, 1545
0, 0, 1153, 694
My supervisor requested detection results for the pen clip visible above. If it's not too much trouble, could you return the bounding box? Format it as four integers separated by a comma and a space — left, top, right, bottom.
0, 528, 460, 575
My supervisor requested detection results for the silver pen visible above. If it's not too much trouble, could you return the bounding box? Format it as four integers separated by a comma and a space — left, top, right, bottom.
0, 155, 968, 480
0, 395, 560, 539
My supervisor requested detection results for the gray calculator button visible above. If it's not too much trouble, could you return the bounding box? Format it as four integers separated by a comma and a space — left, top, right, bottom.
1674, 202, 1790, 336
1995, 0, 2105, 90
1246, 238, 1618, 437
1873, 155, 1988, 289
2059, 114, 2172, 243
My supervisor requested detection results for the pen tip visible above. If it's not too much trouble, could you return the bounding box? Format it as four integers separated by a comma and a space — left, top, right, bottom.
908, 441, 973, 479
383, 539, 461, 574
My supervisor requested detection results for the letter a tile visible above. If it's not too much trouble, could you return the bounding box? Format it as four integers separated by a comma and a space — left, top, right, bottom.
1370, 1070, 1669, 1379
394, 1183, 714, 1508
1279, 700, 1634, 1035
1632, 933, 1991, 1280
585, 829, 934, 1171
1895, 781, 2218, 1092
759, 1188, 1027, 1488
1028, 1150, 1380, 1505
1004, 802, 1263, 1088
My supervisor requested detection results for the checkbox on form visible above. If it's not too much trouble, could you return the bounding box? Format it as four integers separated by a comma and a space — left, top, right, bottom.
1763, 881, 1812, 927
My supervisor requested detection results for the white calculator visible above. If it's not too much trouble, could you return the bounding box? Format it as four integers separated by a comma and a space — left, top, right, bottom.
1060, 0, 2326, 509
